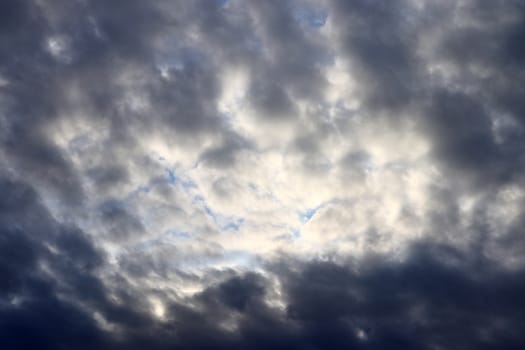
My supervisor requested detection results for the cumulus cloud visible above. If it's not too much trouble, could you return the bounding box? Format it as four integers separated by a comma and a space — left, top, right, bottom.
2, 0, 525, 348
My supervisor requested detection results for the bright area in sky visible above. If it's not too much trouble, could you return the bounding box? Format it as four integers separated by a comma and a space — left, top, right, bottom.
48, 12, 435, 276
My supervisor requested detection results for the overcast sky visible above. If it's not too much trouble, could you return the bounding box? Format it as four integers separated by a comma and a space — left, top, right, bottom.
2, 0, 525, 349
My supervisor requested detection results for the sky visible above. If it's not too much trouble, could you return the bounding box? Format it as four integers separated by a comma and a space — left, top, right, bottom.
2, 0, 525, 349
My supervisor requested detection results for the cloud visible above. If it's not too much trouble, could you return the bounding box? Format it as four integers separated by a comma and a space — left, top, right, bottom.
2, 185, 525, 349
2, 0, 525, 348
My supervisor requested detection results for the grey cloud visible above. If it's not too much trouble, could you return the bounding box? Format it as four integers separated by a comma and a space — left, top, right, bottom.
276, 243, 525, 350
249, 78, 297, 120
197, 273, 266, 312
199, 131, 254, 169
421, 91, 505, 186
98, 202, 145, 242
418, 1, 525, 188
2, 0, 525, 348
2, 175, 525, 349
86, 165, 129, 191
328, 0, 423, 110
5, 195, 525, 350
340, 150, 372, 173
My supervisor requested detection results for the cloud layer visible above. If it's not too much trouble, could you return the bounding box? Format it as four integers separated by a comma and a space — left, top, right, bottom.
2, 0, 525, 348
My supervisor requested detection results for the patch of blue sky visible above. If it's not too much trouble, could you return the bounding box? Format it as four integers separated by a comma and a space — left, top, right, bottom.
124, 176, 167, 201
291, 227, 302, 238
193, 194, 205, 204
103, 169, 180, 218
166, 168, 177, 185
117, 161, 241, 237
206, 205, 245, 232
272, 224, 302, 241
164, 230, 192, 240
299, 208, 317, 224
298, 202, 327, 224
193, 194, 245, 232
221, 217, 245, 232
165, 167, 198, 190
181, 178, 198, 190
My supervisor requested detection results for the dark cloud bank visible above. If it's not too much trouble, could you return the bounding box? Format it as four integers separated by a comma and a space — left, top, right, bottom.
2, 0, 525, 349
2, 177, 525, 349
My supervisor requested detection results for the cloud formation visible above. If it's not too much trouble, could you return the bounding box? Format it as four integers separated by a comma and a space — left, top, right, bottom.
2, 0, 525, 348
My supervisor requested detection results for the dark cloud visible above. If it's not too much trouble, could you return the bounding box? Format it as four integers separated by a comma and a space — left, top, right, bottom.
284, 243, 525, 349
3, 185, 525, 350
127, 243, 525, 350
0, 176, 109, 349
329, 0, 423, 110
421, 90, 508, 187
414, 1, 525, 188
86, 165, 129, 191
98, 201, 145, 242
1, 178, 525, 349
198, 273, 266, 312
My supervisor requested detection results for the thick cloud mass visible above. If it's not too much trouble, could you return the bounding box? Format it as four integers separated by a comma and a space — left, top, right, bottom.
2, 0, 525, 348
